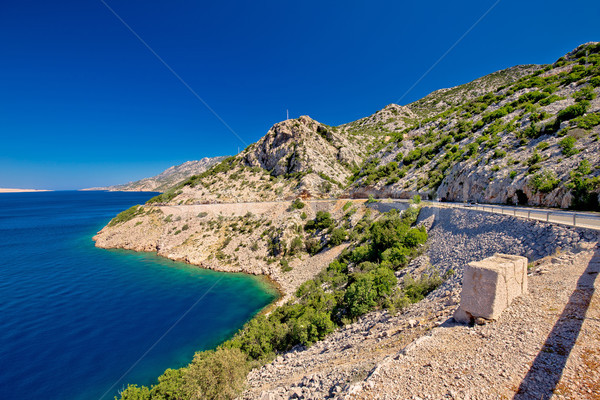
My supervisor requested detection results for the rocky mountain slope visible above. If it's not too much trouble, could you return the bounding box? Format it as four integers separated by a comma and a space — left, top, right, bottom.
86, 156, 226, 192
347, 42, 600, 210
147, 42, 599, 210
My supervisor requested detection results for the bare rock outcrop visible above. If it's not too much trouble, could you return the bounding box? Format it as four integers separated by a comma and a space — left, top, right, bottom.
244, 115, 360, 185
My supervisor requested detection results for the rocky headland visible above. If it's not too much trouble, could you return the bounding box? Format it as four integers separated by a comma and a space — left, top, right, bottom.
95, 199, 368, 304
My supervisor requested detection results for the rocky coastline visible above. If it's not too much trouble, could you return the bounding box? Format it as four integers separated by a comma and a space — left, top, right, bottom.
94, 199, 600, 398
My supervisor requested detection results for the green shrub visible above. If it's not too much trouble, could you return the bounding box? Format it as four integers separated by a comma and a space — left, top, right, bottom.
290, 199, 305, 210
576, 113, 600, 129
411, 194, 421, 204
528, 164, 542, 174
539, 94, 564, 106
530, 111, 550, 123
509, 171, 517, 180
536, 142, 550, 151
527, 151, 542, 166
304, 211, 334, 232
350, 244, 373, 264
481, 105, 513, 125
403, 272, 443, 303
573, 86, 596, 102
371, 266, 397, 298
522, 123, 541, 139
466, 142, 478, 157
182, 347, 249, 400
403, 226, 427, 247
119, 385, 151, 400
280, 259, 292, 272
147, 189, 182, 204
380, 245, 411, 269
556, 102, 589, 123
472, 120, 485, 132
386, 176, 399, 185
289, 236, 304, 255
198, 212, 208, 218
568, 176, 600, 210
577, 159, 592, 175
343, 201, 353, 211
530, 169, 560, 193
108, 205, 144, 227
329, 228, 348, 246
493, 149, 506, 159
305, 238, 322, 255
344, 274, 377, 319
559, 136, 578, 157
149, 368, 185, 399
518, 90, 549, 104
287, 307, 336, 346
403, 149, 422, 165
566, 159, 599, 210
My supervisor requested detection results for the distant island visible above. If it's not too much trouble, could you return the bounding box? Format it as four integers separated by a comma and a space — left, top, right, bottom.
0, 188, 51, 193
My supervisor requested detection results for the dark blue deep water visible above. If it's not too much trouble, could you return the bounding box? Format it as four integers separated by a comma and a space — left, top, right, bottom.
0, 191, 278, 400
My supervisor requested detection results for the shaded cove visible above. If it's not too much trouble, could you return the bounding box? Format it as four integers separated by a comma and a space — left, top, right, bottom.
0, 191, 277, 400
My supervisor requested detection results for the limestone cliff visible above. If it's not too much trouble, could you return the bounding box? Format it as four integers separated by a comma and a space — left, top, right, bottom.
347, 42, 600, 210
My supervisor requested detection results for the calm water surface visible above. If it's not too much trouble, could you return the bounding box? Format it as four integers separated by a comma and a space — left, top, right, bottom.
0, 191, 277, 400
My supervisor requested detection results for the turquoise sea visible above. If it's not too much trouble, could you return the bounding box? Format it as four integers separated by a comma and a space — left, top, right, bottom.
0, 191, 278, 400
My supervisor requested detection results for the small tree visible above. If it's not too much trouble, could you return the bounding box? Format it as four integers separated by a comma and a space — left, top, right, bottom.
305, 238, 322, 255
530, 169, 560, 193
290, 199, 305, 210
289, 236, 304, 255
344, 274, 377, 319
183, 347, 249, 400
559, 136, 578, 157
329, 228, 348, 246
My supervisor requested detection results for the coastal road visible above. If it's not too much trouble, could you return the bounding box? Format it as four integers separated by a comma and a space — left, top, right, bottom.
389, 199, 600, 231
154, 197, 600, 231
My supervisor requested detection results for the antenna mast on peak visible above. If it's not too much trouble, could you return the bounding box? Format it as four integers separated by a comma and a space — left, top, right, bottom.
287, 109, 289, 120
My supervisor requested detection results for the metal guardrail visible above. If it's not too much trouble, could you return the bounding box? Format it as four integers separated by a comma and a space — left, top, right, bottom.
423, 201, 600, 231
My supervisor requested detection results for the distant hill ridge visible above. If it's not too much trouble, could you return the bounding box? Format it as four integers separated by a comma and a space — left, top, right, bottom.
86, 157, 227, 192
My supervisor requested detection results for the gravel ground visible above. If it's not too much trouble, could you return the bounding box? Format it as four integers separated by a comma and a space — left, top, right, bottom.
241, 206, 600, 400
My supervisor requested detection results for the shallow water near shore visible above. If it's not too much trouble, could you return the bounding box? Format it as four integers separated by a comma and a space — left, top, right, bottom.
0, 191, 278, 400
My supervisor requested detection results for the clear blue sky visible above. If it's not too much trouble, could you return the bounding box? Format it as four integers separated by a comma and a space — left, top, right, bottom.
1, 0, 598, 190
